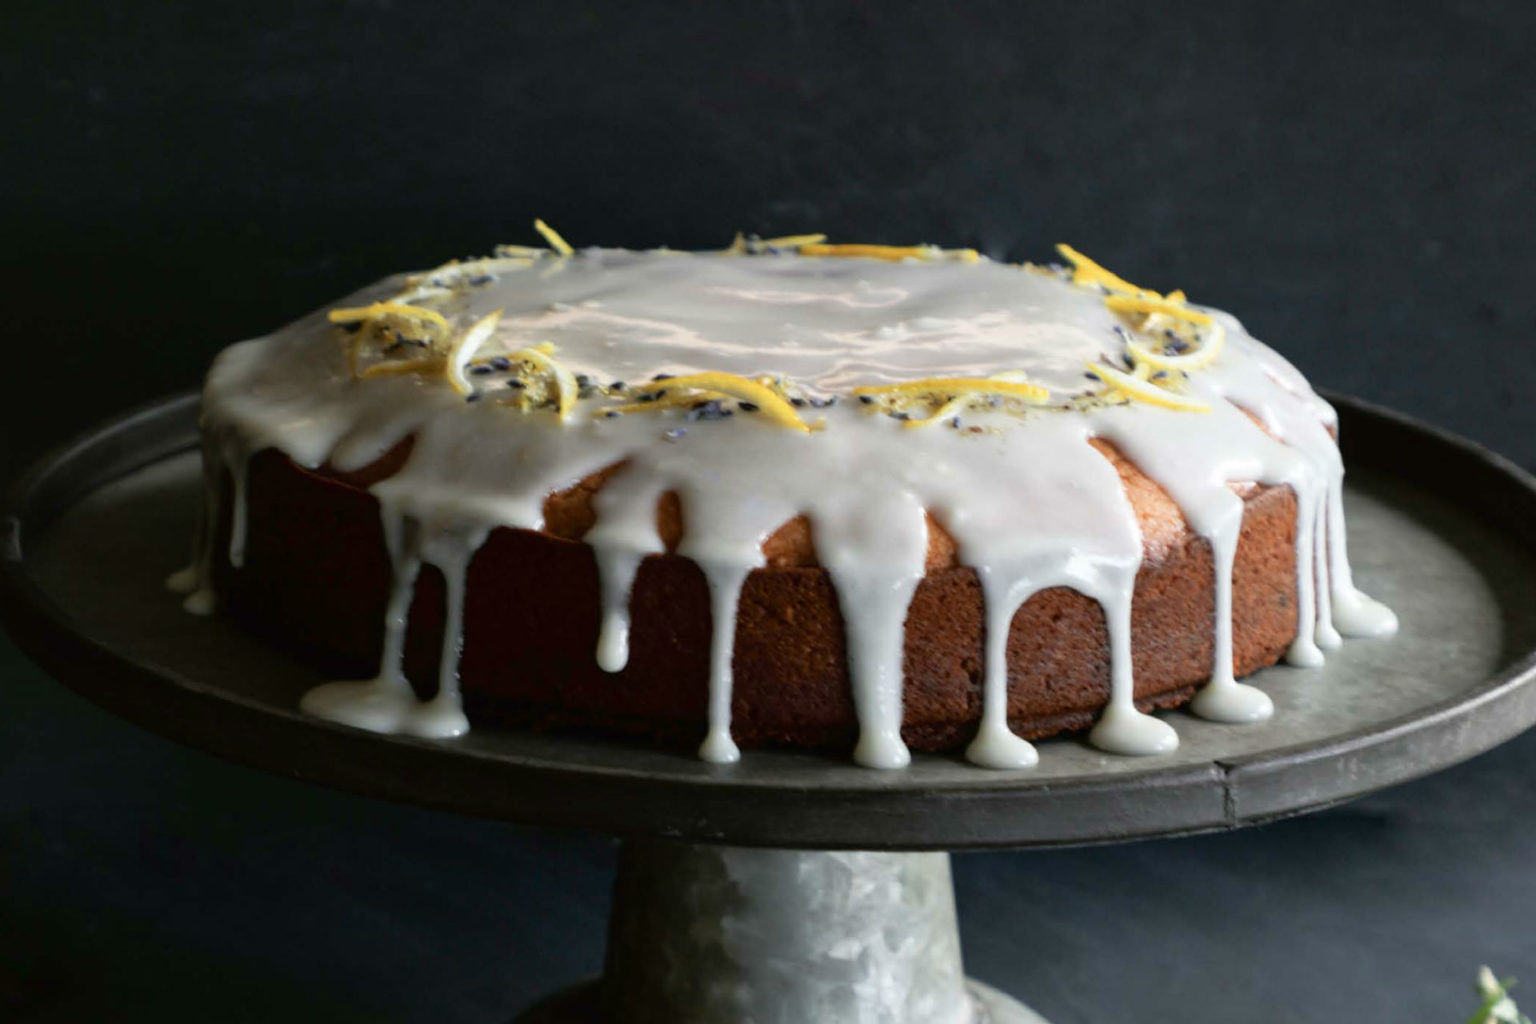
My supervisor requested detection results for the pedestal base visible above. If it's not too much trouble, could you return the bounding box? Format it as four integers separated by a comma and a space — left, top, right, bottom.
513, 841, 1050, 1024
514, 980, 1048, 1024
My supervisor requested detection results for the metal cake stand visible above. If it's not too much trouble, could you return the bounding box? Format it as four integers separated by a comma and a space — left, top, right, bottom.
5, 393, 1536, 1023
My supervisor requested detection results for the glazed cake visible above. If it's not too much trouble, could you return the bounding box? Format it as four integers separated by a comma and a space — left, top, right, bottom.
169, 226, 1398, 769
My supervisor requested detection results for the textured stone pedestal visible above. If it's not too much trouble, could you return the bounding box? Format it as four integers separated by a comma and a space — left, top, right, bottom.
513, 840, 1048, 1024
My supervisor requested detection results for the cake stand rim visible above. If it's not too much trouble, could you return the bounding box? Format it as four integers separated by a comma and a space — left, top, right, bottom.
4, 389, 1535, 851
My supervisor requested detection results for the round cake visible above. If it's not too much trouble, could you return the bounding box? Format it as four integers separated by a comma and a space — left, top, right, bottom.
169, 227, 1398, 769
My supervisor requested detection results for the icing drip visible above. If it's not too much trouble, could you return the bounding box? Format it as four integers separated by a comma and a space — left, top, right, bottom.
1088, 587, 1180, 756
1325, 481, 1399, 637
965, 571, 1041, 770
816, 489, 927, 770
299, 513, 476, 738
593, 547, 644, 674
587, 469, 671, 673
696, 562, 747, 764
181, 247, 1396, 767
167, 431, 229, 615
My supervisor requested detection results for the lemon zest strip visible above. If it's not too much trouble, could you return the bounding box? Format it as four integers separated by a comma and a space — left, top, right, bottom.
598, 390, 732, 416
852, 377, 1051, 404
1126, 321, 1227, 373
902, 394, 972, 429
609, 372, 810, 432
650, 373, 810, 432
1088, 361, 1211, 412
446, 310, 505, 394
328, 301, 451, 332
762, 233, 828, 248
510, 345, 579, 418
533, 218, 574, 256
798, 243, 935, 262
1054, 244, 1159, 298
361, 357, 444, 379
1104, 293, 1213, 325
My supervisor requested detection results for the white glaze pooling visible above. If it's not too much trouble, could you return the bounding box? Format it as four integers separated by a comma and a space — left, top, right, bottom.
185, 248, 1395, 769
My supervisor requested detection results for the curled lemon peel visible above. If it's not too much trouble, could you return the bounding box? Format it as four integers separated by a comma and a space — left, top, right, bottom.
898, 371, 1042, 429
799, 243, 936, 262
1104, 293, 1213, 326
1054, 244, 1159, 299
598, 390, 732, 416
533, 218, 574, 256
852, 377, 1051, 404
902, 394, 972, 430
796, 242, 978, 263
605, 372, 811, 433
361, 357, 444, 379
1088, 361, 1211, 412
328, 301, 451, 332
1126, 320, 1227, 373
446, 310, 505, 395
508, 345, 579, 418
762, 233, 828, 248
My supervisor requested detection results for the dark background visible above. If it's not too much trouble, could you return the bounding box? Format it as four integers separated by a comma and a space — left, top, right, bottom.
4, 1, 1535, 1021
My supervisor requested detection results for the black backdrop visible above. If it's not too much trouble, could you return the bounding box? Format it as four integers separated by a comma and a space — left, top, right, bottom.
4, 2, 1536, 1021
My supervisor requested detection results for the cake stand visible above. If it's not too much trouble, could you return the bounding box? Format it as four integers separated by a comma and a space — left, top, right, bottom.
5, 393, 1536, 1024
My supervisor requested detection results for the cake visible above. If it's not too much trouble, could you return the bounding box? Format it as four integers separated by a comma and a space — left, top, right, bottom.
168, 225, 1398, 769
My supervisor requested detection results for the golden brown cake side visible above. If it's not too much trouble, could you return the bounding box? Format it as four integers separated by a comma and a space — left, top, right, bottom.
212, 443, 1297, 753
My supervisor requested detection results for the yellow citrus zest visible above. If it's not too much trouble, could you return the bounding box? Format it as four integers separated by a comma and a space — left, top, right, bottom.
606, 372, 811, 432
598, 390, 731, 416
507, 345, 579, 418
360, 357, 444, 379
327, 301, 451, 332
1104, 293, 1213, 325
446, 310, 505, 394
902, 394, 972, 429
852, 377, 1051, 404
1088, 361, 1211, 412
533, 218, 574, 256
1054, 244, 1159, 298
799, 243, 934, 262
1126, 321, 1227, 373
762, 233, 828, 248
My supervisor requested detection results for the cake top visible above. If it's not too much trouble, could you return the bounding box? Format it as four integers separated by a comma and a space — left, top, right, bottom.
233, 228, 1286, 444
188, 226, 1394, 770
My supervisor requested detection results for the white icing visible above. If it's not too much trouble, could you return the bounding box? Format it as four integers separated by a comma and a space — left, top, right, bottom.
180, 249, 1396, 768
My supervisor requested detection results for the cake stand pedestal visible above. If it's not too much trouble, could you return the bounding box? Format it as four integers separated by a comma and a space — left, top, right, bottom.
5, 393, 1536, 1023
518, 843, 1036, 1024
